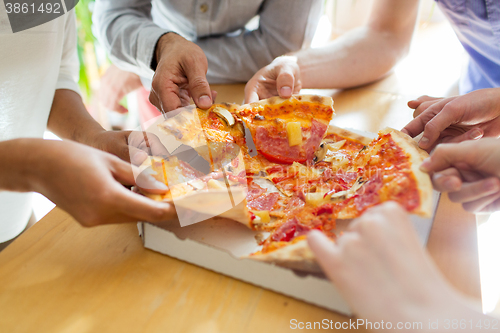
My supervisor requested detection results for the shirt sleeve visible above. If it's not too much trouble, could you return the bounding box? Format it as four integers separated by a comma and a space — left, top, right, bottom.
93, 0, 321, 83
93, 0, 168, 79
56, 10, 81, 95
201, 0, 322, 84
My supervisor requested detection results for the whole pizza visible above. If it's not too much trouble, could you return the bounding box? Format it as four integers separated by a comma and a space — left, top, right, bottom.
139, 95, 433, 272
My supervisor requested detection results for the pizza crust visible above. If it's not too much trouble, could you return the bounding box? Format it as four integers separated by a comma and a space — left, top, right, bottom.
380, 128, 433, 218
326, 125, 372, 146
240, 94, 334, 110
247, 239, 321, 273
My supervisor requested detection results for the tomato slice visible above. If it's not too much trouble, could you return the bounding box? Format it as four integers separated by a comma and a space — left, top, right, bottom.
258, 149, 306, 165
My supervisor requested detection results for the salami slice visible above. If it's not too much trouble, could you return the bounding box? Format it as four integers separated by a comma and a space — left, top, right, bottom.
248, 192, 279, 211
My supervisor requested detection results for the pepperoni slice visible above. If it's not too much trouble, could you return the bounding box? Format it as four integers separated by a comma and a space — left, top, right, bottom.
248, 192, 279, 211
304, 120, 327, 162
254, 119, 328, 164
284, 196, 305, 213
271, 217, 311, 242
354, 176, 383, 211
246, 186, 267, 202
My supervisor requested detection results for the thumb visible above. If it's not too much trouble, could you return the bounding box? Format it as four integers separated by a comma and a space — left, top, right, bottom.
307, 230, 340, 279
442, 127, 484, 144
276, 68, 295, 99
184, 56, 212, 109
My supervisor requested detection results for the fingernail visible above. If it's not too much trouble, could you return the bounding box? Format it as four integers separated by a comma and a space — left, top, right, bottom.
147, 175, 168, 190
470, 128, 483, 140
485, 179, 500, 192
198, 95, 212, 107
418, 136, 429, 148
280, 86, 292, 97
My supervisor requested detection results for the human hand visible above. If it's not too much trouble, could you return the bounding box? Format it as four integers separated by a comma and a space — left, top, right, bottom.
244, 56, 301, 103
308, 202, 459, 324
98, 64, 143, 114
150, 32, 216, 112
87, 130, 170, 166
28, 140, 176, 226
402, 88, 500, 151
420, 139, 500, 213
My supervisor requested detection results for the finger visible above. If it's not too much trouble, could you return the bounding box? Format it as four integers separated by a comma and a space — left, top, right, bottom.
244, 79, 260, 103
412, 100, 438, 118
479, 196, 500, 213
402, 98, 453, 139
442, 127, 484, 144
150, 79, 183, 113
419, 100, 465, 150
307, 230, 340, 278
109, 156, 168, 193
246, 89, 260, 104
183, 57, 212, 109
146, 133, 170, 157
135, 166, 169, 194
448, 177, 500, 203
407, 95, 441, 109
129, 146, 149, 166
420, 143, 466, 173
113, 184, 177, 222
462, 191, 500, 213
432, 169, 462, 192
211, 90, 218, 103
276, 68, 295, 99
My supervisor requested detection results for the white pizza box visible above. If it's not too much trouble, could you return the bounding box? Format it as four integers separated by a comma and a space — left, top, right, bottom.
138, 190, 439, 315
137, 123, 440, 314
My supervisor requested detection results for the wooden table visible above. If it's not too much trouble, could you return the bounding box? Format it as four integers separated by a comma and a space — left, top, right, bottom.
0, 83, 481, 333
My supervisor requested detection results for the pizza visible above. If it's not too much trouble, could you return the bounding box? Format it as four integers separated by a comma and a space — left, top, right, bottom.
236, 95, 334, 164
140, 95, 432, 272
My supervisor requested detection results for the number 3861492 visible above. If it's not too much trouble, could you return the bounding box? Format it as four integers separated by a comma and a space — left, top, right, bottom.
5, 2, 61, 14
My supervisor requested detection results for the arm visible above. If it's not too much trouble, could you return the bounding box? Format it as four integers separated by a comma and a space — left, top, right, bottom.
94, 0, 321, 83
197, 0, 322, 83
308, 202, 496, 331
49, 12, 168, 164
94, 0, 213, 112
0, 139, 175, 226
245, 0, 420, 101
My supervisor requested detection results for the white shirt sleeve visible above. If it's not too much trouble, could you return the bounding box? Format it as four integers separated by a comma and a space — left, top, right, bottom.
55, 10, 81, 95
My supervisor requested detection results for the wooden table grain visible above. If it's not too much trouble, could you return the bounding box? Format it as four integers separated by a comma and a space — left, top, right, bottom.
0, 83, 481, 333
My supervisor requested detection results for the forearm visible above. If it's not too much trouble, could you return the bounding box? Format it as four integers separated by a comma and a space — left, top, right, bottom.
296, 26, 410, 89
0, 139, 46, 192
197, 0, 321, 84
296, 0, 418, 89
47, 89, 105, 146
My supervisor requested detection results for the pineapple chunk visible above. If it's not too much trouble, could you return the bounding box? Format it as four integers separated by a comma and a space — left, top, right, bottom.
286, 122, 302, 147
251, 210, 271, 224
305, 192, 329, 207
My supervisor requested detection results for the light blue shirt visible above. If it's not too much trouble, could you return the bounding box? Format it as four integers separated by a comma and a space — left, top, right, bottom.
436, 0, 500, 93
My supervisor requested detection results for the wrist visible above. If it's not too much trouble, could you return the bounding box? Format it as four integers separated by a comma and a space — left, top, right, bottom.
153, 32, 181, 69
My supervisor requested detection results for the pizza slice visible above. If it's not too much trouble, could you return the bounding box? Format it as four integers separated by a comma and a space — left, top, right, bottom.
236, 95, 334, 165
157, 103, 247, 170
263, 126, 372, 197
247, 128, 433, 272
